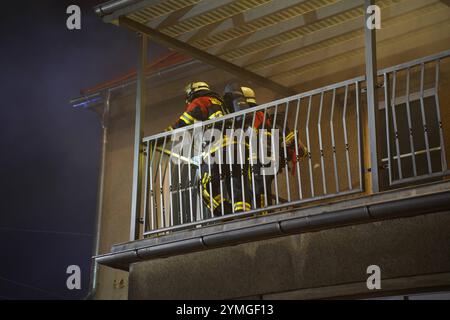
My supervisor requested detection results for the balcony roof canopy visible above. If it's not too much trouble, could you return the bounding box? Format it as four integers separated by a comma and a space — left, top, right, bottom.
93, 0, 450, 96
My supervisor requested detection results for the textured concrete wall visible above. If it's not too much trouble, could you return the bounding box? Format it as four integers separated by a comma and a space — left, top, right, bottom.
128, 212, 450, 299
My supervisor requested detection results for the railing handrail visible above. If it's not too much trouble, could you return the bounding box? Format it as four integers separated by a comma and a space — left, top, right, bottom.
378, 49, 450, 75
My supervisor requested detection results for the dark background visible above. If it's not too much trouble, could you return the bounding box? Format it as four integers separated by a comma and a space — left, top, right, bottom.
0, 0, 165, 299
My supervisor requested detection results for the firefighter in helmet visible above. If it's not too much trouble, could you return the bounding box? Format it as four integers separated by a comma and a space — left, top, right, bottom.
223, 83, 308, 209
167, 81, 224, 130
167, 82, 231, 217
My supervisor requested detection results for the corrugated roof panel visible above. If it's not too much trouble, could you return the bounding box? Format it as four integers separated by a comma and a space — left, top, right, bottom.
159, 0, 271, 37
127, 0, 201, 24
250, 1, 446, 73
219, 0, 402, 61
89, 0, 450, 94
192, 0, 338, 50
273, 18, 450, 84
129, 10, 150, 23
249, 30, 361, 71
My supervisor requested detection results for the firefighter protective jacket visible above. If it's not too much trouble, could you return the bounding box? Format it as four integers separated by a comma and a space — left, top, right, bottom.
170, 95, 224, 129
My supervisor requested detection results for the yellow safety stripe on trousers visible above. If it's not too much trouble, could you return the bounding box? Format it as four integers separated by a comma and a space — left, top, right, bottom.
234, 201, 251, 211
201, 172, 211, 188
299, 145, 309, 158
285, 131, 295, 144
260, 194, 266, 208
208, 110, 223, 120
202, 188, 220, 210
214, 194, 223, 204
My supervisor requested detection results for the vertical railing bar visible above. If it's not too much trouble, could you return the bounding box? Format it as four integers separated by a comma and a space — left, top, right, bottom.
355, 81, 363, 191
317, 91, 327, 195
218, 119, 226, 215
238, 113, 247, 209
206, 124, 215, 218
272, 104, 280, 205
419, 62, 433, 174
142, 141, 150, 233
330, 89, 339, 193
390, 70, 403, 180
196, 126, 205, 221
228, 117, 236, 213
260, 108, 269, 207
186, 129, 195, 223
405, 67, 418, 177
305, 95, 315, 197
249, 111, 258, 209
237, 114, 246, 211
293, 98, 303, 199
282, 101, 291, 202
167, 133, 175, 227
383, 73, 393, 186
177, 130, 187, 225
342, 85, 353, 190
434, 59, 448, 172
157, 136, 168, 228
148, 140, 158, 231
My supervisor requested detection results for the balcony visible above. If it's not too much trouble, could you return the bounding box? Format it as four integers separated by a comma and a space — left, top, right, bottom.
96, 50, 450, 271
82, 0, 450, 299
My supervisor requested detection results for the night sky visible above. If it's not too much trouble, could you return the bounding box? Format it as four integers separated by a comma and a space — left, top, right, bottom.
0, 0, 165, 299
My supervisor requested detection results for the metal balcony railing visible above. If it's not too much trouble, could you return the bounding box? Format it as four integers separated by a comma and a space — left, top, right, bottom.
379, 52, 449, 186
137, 51, 450, 237
141, 77, 365, 236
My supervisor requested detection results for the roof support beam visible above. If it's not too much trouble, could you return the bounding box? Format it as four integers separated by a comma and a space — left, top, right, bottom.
119, 16, 296, 97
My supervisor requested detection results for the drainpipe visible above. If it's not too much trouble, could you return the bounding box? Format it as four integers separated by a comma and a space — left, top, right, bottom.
85, 90, 110, 299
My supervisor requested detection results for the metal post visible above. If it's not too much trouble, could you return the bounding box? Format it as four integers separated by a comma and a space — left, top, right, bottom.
86, 90, 110, 300
130, 34, 147, 241
364, 0, 380, 193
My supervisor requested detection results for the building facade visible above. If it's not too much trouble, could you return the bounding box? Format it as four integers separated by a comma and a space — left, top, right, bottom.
72, 0, 450, 299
